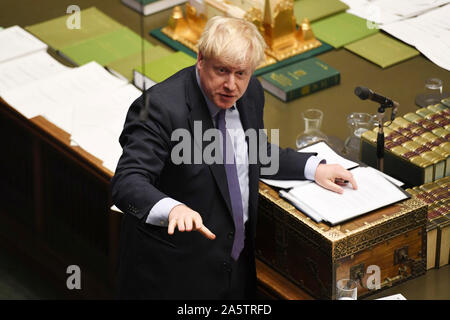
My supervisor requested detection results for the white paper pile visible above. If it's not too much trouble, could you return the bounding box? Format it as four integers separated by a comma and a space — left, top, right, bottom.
0, 26, 142, 173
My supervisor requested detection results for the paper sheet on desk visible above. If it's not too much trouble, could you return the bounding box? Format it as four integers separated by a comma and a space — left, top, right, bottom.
261, 141, 404, 189
0, 26, 47, 64
260, 141, 358, 189
1, 62, 127, 130
288, 167, 409, 225
341, 0, 449, 22
382, 4, 450, 71
0, 50, 71, 94
376, 293, 407, 300
70, 84, 141, 173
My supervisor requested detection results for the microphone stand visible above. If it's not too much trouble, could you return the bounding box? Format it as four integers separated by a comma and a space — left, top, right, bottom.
376, 103, 396, 172
376, 104, 387, 172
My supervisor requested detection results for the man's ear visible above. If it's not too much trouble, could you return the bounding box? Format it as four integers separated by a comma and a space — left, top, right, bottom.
197, 51, 203, 68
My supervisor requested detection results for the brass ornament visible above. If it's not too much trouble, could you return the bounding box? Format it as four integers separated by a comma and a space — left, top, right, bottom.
161, 0, 322, 68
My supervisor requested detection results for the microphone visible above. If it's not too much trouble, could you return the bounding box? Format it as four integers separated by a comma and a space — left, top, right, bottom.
354, 86, 399, 120
354, 86, 399, 108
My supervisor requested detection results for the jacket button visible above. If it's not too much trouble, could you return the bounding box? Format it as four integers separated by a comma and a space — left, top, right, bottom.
227, 231, 234, 240
222, 262, 231, 273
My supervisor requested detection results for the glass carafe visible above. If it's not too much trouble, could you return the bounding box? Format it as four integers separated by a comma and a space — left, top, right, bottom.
344, 112, 375, 155
296, 108, 328, 150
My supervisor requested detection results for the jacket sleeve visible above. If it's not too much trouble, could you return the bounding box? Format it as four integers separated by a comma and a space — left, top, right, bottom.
111, 92, 173, 220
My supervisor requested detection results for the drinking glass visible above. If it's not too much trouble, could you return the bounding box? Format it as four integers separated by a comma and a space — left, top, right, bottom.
336, 279, 358, 300
423, 78, 443, 106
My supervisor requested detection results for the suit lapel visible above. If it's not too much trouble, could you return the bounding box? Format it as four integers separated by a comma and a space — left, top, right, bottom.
185, 67, 233, 215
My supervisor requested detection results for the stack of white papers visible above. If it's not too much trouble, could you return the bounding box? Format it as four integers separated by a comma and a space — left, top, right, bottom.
0, 25, 48, 63
341, 0, 449, 24
342, 0, 405, 25
0, 29, 141, 174
287, 166, 409, 225
261, 141, 359, 189
382, 4, 450, 71
1, 61, 128, 133
70, 83, 141, 172
261, 141, 408, 224
340, 1, 450, 70
0, 50, 70, 94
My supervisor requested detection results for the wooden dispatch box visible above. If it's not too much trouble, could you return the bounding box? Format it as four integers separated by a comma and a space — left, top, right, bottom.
255, 181, 428, 300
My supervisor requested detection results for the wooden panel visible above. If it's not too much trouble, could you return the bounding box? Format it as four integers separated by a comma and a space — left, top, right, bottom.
256, 259, 313, 300
335, 226, 426, 299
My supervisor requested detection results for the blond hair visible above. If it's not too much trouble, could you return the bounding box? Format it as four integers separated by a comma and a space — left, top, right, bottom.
197, 16, 266, 70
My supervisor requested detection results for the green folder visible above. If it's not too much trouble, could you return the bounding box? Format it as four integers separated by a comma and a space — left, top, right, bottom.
294, 0, 349, 23
59, 27, 154, 66
107, 45, 172, 81
311, 12, 379, 48
135, 51, 196, 83
345, 33, 420, 68
26, 7, 124, 50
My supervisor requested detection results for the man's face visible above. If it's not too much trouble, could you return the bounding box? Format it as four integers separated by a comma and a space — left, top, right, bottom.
197, 52, 253, 109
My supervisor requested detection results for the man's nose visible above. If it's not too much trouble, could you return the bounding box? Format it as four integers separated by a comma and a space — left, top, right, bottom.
224, 74, 236, 91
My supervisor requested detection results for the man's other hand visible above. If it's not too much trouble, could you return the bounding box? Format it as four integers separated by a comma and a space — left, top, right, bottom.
168, 205, 216, 240
314, 163, 358, 194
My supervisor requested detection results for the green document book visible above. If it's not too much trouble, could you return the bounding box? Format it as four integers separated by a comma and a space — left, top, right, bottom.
59, 27, 154, 66
133, 51, 196, 90
311, 12, 379, 48
26, 7, 123, 50
260, 57, 340, 102
344, 33, 420, 68
122, 0, 187, 16
294, 0, 349, 23
107, 45, 172, 81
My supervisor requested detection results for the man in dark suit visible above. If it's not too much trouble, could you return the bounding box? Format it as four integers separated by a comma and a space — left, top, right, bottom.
111, 16, 356, 299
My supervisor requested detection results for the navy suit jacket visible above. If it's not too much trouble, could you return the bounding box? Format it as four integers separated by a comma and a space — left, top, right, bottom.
111, 66, 314, 299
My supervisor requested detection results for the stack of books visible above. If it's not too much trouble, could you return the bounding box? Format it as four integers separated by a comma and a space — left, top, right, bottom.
121, 0, 187, 16
406, 177, 450, 270
361, 103, 450, 187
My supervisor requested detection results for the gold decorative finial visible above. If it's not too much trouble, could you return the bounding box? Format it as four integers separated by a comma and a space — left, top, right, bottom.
162, 0, 322, 68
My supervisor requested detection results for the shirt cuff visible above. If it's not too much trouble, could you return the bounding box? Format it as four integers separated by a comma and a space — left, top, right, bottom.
145, 197, 184, 226
304, 156, 327, 181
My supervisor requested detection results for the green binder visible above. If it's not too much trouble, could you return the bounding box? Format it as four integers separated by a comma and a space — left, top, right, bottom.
135, 51, 196, 83
344, 33, 420, 68
26, 7, 124, 50
294, 0, 349, 23
59, 27, 154, 66
107, 45, 172, 81
311, 12, 379, 48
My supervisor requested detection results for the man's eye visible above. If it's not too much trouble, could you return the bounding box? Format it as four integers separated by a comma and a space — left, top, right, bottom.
218, 68, 225, 73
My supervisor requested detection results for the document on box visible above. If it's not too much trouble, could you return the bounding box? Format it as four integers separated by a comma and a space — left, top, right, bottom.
261, 141, 359, 189
287, 167, 410, 225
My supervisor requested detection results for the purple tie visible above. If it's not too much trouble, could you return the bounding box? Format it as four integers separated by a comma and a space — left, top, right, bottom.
217, 109, 245, 261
